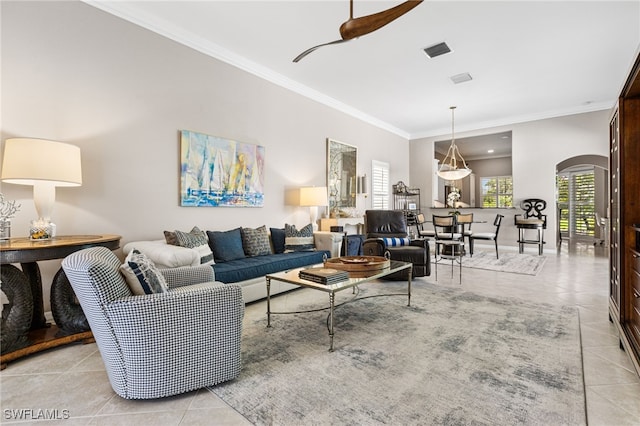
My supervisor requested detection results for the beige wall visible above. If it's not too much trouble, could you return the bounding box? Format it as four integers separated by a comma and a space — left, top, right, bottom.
0, 1, 615, 312
410, 109, 611, 249
0, 1, 409, 310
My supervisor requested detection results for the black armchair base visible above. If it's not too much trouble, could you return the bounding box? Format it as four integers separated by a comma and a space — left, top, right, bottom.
363, 238, 430, 280
363, 210, 431, 280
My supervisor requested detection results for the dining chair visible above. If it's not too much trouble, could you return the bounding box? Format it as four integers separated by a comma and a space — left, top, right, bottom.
470, 214, 504, 259
432, 214, 463, 255
415, 213, 435, 239
456, 213, 473, 253
432, 214, 462, 240
432, 214, 464, 283
514, 198, 547, 255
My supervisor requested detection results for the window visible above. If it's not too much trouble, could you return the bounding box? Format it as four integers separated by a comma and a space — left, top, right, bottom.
557, 168, 595, 238
480, 176, 513, 208
371, 160, 389, 209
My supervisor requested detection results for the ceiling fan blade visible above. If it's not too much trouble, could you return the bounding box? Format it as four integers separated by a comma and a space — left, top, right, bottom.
293, 0, 422, 63
293, 39, 350, 63
339, 0, 423, 40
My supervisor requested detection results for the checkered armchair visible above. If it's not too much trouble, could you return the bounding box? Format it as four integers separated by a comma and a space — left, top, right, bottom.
61, 246, 244, 400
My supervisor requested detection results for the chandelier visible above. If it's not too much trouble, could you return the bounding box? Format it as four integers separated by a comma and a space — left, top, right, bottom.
437, 106, 472, 181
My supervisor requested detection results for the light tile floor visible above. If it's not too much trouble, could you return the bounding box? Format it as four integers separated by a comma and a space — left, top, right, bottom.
1, 242, 639, 425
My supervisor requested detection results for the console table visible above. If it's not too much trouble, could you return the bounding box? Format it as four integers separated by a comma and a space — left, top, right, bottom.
319, 217, 364, 234
0, 234, 120, 368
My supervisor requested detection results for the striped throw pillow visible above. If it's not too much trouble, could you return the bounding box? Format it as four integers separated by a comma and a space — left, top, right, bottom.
120, 249, 169, 295
382, 237, 410, 247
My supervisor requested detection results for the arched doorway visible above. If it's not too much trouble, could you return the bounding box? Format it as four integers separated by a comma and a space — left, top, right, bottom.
555, 155, 608, 246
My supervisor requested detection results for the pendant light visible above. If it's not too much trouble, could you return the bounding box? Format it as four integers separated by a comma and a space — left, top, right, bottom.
437, 106, 471, 180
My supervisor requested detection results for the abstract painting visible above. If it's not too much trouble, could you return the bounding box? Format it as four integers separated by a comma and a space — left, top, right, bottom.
180, 130, 265, 207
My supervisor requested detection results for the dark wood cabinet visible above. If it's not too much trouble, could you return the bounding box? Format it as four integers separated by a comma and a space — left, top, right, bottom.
609, 52, 640, 377
629, 228, 640, 346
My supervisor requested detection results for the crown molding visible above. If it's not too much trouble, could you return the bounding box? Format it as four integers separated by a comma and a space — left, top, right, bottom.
408, 100, 614, 141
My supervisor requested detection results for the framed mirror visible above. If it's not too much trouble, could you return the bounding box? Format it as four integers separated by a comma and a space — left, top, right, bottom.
327, 138, 357, 216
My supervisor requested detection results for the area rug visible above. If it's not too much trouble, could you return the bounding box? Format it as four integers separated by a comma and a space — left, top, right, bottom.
209, 282, 585, 425
459, 250, 547, 275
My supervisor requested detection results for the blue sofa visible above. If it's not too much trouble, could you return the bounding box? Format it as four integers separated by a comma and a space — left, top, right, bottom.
123, 230, 342, 303
212, 251, 329, 284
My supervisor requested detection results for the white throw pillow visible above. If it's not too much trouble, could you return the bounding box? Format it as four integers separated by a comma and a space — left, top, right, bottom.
284, 223, 315, 252
120, 249, 169, 295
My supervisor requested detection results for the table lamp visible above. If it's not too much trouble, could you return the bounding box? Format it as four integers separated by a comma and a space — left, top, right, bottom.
299, 186, 328, 231
1, 138, 82, 239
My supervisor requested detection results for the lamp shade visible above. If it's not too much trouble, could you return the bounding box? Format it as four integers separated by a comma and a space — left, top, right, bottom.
299, 186, 328, 207
1, 138, 82, 187
437, 165, 472, 181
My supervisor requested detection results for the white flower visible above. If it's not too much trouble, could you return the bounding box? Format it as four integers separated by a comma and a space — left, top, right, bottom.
0, 193, 20, 221
447, 189, 460, 208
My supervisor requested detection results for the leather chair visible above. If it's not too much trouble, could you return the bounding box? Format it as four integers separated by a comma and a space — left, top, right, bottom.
362, 210, 430, 279
61, 246, 244, 399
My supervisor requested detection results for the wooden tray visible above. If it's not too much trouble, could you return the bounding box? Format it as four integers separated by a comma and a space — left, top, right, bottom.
324, 256, 390, 272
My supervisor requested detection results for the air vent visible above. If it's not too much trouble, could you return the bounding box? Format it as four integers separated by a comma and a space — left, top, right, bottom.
450, 73, 473, 84
423, 42, 451, 58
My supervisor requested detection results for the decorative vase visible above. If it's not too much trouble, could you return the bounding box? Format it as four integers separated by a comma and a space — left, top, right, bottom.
29, 219, 53, 240
0, 219, 10, 241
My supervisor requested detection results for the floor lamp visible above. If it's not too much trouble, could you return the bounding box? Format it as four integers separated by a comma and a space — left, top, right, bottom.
1, 138, 82, 239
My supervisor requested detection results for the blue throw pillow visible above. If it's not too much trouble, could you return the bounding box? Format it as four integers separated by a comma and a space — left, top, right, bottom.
207, 228, 246, 263
270, 227, 286, 254
241, 225, 273, 257
382, 237, 410, 247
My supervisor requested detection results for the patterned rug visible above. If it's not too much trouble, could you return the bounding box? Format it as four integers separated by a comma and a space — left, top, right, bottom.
457, 250, 547, 275
209, 282, 585, 425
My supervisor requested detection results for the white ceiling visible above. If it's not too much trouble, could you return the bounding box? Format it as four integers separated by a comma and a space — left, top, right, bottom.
435, 130, 512, 160
87, 1, 640, 140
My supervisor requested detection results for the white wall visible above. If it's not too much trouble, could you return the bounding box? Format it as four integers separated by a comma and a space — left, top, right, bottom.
0, 1, 409, 309
410, 110, 611, 249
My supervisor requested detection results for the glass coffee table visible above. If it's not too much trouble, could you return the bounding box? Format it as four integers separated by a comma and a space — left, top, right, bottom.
265, 260, 413, 351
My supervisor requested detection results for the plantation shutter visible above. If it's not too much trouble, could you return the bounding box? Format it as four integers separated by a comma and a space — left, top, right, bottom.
556, 174, 570, 237
571, 170, 595, 236
371, 160, 389, 210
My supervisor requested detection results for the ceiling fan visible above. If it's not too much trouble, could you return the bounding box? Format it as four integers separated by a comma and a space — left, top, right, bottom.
293, 0, 424, 63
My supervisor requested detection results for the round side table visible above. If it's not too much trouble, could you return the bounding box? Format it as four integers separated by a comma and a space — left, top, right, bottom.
1, 234, 120, 369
